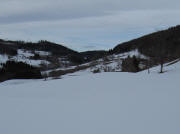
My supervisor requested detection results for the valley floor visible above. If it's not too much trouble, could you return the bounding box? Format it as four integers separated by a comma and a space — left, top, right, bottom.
0, 62, 179, 134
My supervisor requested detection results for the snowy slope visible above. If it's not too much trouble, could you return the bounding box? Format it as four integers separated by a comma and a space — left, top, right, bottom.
0, 61, 179, 134
50, 49, 148, 77
0, 49, 50, 67
88, 49, 148, 73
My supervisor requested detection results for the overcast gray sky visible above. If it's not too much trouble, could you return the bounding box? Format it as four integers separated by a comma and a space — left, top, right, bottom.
0, 0, 180, 51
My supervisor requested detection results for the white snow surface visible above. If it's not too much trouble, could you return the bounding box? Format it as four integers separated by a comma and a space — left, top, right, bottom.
0, 54, 9, 64
18, 49, 34, 57
35, 50, 51, 56
0, 61, 180, 134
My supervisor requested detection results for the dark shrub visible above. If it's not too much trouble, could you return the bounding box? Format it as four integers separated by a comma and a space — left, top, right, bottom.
0, 45, 17, 56
68, 54, 84, 64
121, 56, 140, 72
32, 53, 40, 60
0, 61, 42, 82
92, 68, 101, 73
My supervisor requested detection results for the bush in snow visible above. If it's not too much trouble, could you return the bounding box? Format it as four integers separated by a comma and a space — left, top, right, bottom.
121, 56, 140, 72
0, 61, 42, 82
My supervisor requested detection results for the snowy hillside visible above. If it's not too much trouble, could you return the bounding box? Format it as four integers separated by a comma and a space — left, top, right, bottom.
0, 39, 86, 75
45, 49, 148, 79
0, 61, 179, 134
1, 25, 180, 81
0, 49, 50, 67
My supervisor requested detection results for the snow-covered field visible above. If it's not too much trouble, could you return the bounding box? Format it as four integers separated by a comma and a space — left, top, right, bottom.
0, 61, 179, 134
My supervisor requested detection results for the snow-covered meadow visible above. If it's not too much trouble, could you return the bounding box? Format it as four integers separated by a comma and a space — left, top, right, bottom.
0, 61, 179, 134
